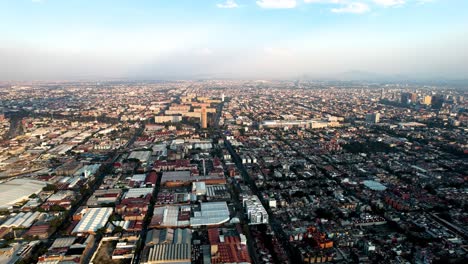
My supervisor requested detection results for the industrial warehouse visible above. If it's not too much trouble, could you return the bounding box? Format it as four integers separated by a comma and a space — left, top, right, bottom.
0, 179, 46, 210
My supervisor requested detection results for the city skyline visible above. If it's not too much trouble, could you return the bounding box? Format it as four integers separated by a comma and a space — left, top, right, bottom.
1, 0, 467, 80
0, 80, 466, 263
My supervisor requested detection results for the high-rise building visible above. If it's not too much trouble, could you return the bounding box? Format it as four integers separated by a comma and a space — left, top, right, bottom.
401, 92, 418, 104
401, 93, 410, 104
422, 95, 432, 105
432, 95, 444, 109
201, 106, 207, 129
366, 112, 380, 124
221, 93, 225, 102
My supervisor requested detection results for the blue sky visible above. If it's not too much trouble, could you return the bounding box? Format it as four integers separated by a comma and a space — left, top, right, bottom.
0, 0, 467, 80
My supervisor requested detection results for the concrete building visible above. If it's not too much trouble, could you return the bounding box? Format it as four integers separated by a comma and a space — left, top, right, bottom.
365, 112, 380, 124
422, 95, 432, 105
161, 171, 191, 187
124, 188, 154, 199
260, 119, 332, 129
201, 106, 207, 129
39, 235, 95, 263
154, 115, 182, 124
192, 182, 206, 196
86, 189, 122, 207
401, 92, 417, 104
128, 150, 152, 166
243, 195, 269, 225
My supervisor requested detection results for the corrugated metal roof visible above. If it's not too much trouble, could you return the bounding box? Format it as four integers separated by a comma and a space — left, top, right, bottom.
72, 207, 113, 233
147, 243, 191, 262
190, 202, 230, 227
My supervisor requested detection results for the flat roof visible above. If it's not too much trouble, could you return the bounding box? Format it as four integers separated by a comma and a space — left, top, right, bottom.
0, 178, 47, 209
124, 188, 154, 198
161, 171, 191, 183
128, 150, 152, 162
132, 174, 147, 182
190, 202, 230, 227
363, 180, 387, 191
398, 122, 426, 127
50, 237, 76, 249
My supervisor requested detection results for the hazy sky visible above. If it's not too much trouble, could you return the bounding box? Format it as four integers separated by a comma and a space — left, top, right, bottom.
1, 0, 467, 80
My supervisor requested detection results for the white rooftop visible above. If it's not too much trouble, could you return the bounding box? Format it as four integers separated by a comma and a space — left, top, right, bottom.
72, 207, 113, 234
190, 202, 230, 227
124, 188, 153, 198
0, 179, 47, 209
363, 180, 387, 191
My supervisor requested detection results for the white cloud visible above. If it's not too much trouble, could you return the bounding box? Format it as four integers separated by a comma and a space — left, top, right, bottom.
256, 0, 297, 9
217, 0, 239, 9
304, 0, 370, 15
373, 0, 406, 7
331, 2, 370, 13
198, 48, 213, 55
305, 0, 421, 14
32, 0, 44, 3
304, 0, 344, 3
264, 47, 293, 56
416, 0, 434, 4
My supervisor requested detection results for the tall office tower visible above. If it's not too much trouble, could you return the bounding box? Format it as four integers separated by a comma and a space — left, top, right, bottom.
201, 106, 207, 129
401, 92, 410, 104
422, 95, 432, 105
380, 88, 384, 99
366, 112, 380, 124
222, 93, 225, 102
401, 92, 417, 104
432, 95, 445, 109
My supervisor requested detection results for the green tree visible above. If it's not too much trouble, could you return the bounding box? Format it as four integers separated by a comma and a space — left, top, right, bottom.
42, 184, 57, 192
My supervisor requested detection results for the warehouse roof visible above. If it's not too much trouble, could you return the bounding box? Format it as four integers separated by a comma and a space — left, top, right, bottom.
161, 171, 191, 183
50, 237, 76, 249
0, 178, 47, 209
128, 150, 152, 163
72, 207, 113, 234
190, 202, 230, 227
124, 188, 154, 198
146, 228, 191, 246
363, 180, 387, 191
146, 243, 191, 263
